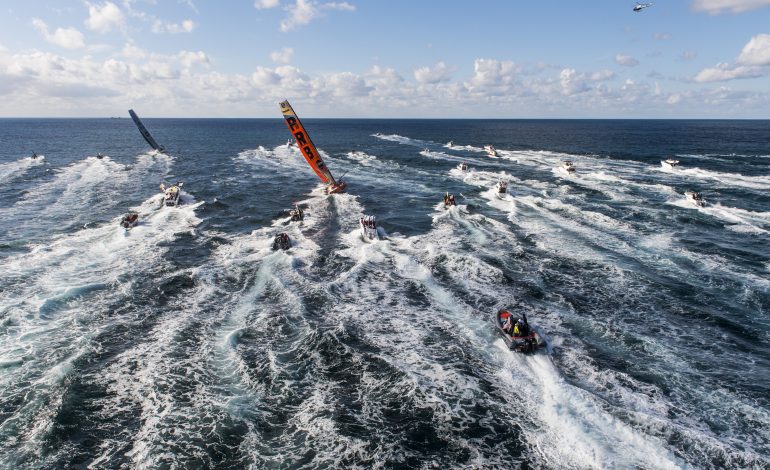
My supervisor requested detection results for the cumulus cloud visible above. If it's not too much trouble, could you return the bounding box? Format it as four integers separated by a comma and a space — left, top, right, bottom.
121, 42, 146, 60
152, 19, 196, 34
178, 50, 209, 68
615, 53, 639, 67
32, 18, 85, 49
560, 68, 589, 95
270, 47, 294, 63
692, 0, 770, 14
85, 2, 125, 33
255, 0, 280, 8
413, 61, 452, 84
694, 34, 770, 82
280, 0, 355, 32
465, 58, 519, 89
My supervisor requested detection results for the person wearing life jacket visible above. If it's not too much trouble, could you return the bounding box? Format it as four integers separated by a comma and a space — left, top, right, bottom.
502, 314, 514, 336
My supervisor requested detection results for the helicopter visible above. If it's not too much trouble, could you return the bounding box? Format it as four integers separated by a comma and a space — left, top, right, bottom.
633, 2, 653, 12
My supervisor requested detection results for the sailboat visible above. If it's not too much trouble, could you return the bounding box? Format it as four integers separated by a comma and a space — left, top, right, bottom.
128, 109, 166, 154
279, 100, 347, 194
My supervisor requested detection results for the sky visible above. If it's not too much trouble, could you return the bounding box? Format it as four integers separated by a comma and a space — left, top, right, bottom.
1, 0, 770, 118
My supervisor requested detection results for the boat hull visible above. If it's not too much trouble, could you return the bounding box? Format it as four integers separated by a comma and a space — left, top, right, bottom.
326, 181, 347, 194
493, 309, 545, 353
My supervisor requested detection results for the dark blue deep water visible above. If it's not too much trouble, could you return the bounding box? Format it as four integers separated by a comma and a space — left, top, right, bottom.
1, 118, 769, 468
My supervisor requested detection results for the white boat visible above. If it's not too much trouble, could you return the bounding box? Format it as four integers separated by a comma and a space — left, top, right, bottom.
447, 140, 455, 148
484, 145, 498, 157
160, 182, 182, 207
496, 180, 508, 194
360, 215, 378, 240
457, 162, 468, 172
684, 190, 705, 207
661, 158, 680, 170
286, 139, 294, 147
561, 161, 576, 173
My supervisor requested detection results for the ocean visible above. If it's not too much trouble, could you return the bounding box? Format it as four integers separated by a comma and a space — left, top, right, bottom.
0, 118, 768, 468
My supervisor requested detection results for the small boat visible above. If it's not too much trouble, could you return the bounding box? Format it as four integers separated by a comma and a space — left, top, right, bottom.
280, 100, 346, 195
120, 212, 139, 229
457, 162, 468, 172
31, 153, 39, 159
493, 309, 545, 353
661, 158, 680, 170
561, 161, 576, 173
484, 145, 498, 157
289, 204, 304, 222
447, 141, 455, 148
443, 193, 456, 207
286, 139, 294, 148
160, 182, 182, 207
360, 215, 378, 240
496, 180, 508, 194
272, 233, 291, 250
95, 153, 105, 160
685, 190, 705, 207
129, 109, 166, 154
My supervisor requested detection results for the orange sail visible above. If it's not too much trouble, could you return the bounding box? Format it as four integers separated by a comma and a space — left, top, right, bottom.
279, 100, 337, 185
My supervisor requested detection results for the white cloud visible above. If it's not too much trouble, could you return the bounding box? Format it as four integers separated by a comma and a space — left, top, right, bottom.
736, 33, 770, 65
679, 50, 698, 61
121, 42, 146, 60
615, 53, 639, 67
152, 19, 196, 34
255, 0, 280, 8
280, 0, 355, 32
270, 47, 294, 63
85, 2, 125, 33
590, 69, 615, 81
694, 63, 763, 82
465, 58, 519, 89
691, 0, 770, 14
178, 50, 209, 68
32, 18, 86, 50
414, 61, 452, 84
653, 32, 671, 40
560, 68, 589, 95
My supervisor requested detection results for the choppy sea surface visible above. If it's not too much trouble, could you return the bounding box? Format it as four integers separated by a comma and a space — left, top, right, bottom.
1, 118, 769, 469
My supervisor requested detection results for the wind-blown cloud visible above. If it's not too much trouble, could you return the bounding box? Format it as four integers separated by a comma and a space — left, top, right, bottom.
279, 0, 355, 32
85, 2, 125, 33
270, 47, 294, 63
615, 53, 639, 67
32, 19, 85, 49
692, 0, 770, 14
255, 0, 280, 8
151, 19, 196, 34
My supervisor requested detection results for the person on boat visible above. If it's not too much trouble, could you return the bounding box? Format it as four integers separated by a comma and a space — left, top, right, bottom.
502, 315, 514, 335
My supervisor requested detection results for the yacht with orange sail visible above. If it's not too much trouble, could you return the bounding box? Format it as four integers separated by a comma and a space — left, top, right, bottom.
279, 100, 347, 194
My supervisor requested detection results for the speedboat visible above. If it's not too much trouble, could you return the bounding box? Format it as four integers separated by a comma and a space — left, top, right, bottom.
661, 158, 680, 170
484, 145, 498, 157
31, 153, 39, 159
360, 215, 378, 241
289, 204, 304, 222
272, 233, 291, 250
326, 180, 347, 194
443, 193, 457, 207
685, 190, 705, 207
120, 212, 139, 229
96, 153, 104, 160
286, 139, 294, 147
457, 162, 468, 172
493, 309, 545, 353
561, 161, 576, 173
496, 180, 508, 194
447, 140, 455, 148
160, 182, 182, 207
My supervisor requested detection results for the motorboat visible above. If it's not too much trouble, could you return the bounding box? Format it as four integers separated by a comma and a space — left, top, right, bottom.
493, 309, 545, 353
289, 204, 304, 222
286, 139, 294, 147
685, 190, 705, 207
272, 233, 291, 250
447, 141, 455, 148
360, 215, 378, 241
496, 180, 508, 194
457, 162, 468, 172
120, 212, 139, 229
160, 182, 182, 207
443, 193, 456, 207
484, 145, 498, 157
661, 158, 680, 170
31, 152, 39, 159
96, 153, 104, 160
561, 161, 576, 173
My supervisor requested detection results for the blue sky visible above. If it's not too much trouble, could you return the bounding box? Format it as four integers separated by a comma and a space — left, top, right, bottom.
1, 0, 770, 117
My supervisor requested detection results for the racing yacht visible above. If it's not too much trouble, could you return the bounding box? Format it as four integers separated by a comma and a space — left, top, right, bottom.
493, 309, 545, 353
496, 180, 508, 195
685, 190, 705, 207
272, 233, 291, 250
457, 162, 468, 172
484, 145, 498, 157
289, 204, 304, 222
661, 158, 680, 170
120, 212, 139, 229
561, 161, 576, 174
360, 215, 378, 241
160, 182, 182, 207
